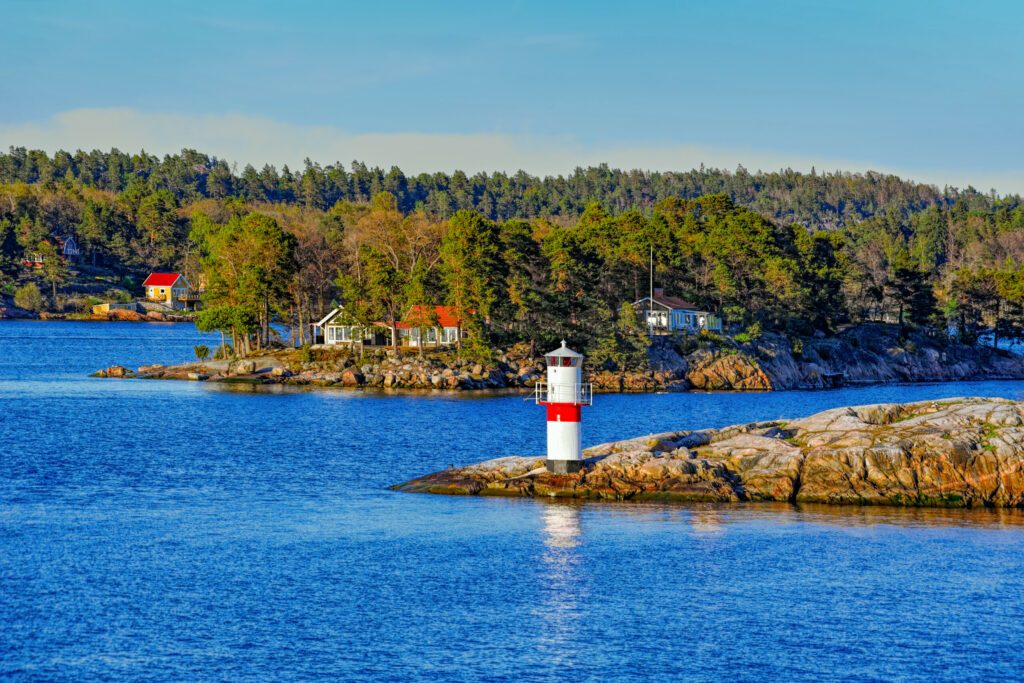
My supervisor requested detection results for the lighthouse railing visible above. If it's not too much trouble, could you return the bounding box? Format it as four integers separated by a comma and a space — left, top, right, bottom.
534, 381, 592, 406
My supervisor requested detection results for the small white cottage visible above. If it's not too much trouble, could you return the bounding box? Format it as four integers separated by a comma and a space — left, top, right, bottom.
314, 306, 389, 347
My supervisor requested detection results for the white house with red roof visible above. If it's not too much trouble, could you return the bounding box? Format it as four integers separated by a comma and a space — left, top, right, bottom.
142, 272, 198, 311
314, 304, 469, 348
396, 304, 468, 347
632, 288, 722, 334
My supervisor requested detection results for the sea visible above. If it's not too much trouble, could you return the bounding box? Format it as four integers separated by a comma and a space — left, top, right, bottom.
2, 321, 1023, 681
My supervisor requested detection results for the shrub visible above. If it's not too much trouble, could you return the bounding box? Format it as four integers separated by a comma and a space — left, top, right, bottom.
194, 345, 210, 361
14, 283, 45, 312
674, 333, 697, 353
78, 297, 100, 313
722, 304, 747, 329
698, 330, 727, 345
105, 289, 133, 304
297, 345, 315, 363
213, 343, 233, 360
734, 321, 762, 344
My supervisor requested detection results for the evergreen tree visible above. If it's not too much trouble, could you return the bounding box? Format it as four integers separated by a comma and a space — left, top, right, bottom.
37, 241, 67, 305
439, 210, 501, 349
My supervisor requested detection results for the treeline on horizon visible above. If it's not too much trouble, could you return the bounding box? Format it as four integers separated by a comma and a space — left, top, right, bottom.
3, 145, 1024, 363
0, 146, 1011, 227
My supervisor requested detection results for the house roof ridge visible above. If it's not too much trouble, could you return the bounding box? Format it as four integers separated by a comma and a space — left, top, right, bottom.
142, 272, 186, 287
634, 292, 702, 310
320, 303, 472, 330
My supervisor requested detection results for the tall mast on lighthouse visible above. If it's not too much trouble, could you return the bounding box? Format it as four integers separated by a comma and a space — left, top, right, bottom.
535, 341, 593, 474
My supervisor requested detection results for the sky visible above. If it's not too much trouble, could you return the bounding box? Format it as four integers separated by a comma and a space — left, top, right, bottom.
2, 0, 1022, 192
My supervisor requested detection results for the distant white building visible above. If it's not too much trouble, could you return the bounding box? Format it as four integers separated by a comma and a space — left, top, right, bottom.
632, 288, 723, 334
21, 235, 79, 268
61, 235, 80, 262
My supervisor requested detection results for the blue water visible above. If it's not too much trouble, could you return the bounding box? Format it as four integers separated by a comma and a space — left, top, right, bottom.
3, 321, 1024, 681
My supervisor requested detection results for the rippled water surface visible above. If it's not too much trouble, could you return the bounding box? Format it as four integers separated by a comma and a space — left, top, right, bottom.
3, 321, 1024, 681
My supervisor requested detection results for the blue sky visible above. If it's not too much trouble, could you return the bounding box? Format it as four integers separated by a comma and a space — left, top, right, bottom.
2, 0, 1022, 190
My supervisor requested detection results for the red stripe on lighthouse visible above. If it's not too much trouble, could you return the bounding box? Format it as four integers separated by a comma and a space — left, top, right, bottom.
546, 403, 581, 422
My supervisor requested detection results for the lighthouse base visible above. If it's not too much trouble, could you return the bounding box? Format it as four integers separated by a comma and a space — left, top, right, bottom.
545, 459, 584, 474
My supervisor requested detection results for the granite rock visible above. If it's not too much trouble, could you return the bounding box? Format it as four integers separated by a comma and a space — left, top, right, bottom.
394, 397, 1024, 508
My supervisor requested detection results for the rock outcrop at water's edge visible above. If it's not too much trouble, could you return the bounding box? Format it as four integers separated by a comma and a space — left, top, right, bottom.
91, 365, 135, 378
649, 324, 1024, 391
98, 323, 1024, 392
752, 324, 1024, 389
129, 352, 537, 390
393, 398, 1024, 508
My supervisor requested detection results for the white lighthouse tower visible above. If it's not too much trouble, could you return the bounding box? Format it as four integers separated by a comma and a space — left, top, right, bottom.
535, 341, 593, 474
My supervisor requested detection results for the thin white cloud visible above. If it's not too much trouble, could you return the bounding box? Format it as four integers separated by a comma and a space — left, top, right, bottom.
0, 108, 1019, 193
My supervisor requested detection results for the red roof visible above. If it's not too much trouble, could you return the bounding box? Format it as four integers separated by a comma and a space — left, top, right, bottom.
396, 305, 470, 329
143, 272, 185, 287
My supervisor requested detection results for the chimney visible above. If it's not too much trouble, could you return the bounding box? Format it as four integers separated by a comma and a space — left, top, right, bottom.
653, 287, 665, 298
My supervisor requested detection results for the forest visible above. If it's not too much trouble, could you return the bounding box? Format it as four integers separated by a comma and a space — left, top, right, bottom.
3, 146, 1024, 363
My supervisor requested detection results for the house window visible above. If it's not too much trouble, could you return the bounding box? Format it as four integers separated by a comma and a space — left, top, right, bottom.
443, 327, 459, 343
426, 327, 437, 343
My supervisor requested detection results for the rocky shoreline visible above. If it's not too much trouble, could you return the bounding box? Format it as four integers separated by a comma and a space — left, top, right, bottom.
654, 324, 1024, 391
394, 397, 1024, 508
95, 351, 549, 390
1, 306, 191, 323
92, 324, 1024, 392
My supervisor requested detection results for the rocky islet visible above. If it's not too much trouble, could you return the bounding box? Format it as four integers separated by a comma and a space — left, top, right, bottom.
395, 397, 1024, 508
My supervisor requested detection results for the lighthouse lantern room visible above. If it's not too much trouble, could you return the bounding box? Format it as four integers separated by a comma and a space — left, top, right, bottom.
535, 341, 593, 474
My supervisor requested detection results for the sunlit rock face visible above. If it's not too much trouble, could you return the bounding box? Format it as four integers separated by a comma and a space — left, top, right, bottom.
394, 398, 1024, 508
748, 324, 1024, 390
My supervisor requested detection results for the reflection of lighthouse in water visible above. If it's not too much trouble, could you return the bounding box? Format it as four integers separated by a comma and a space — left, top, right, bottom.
543, 503, 582, 550
689, 506, 724, 535
536, 503, 586, 664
